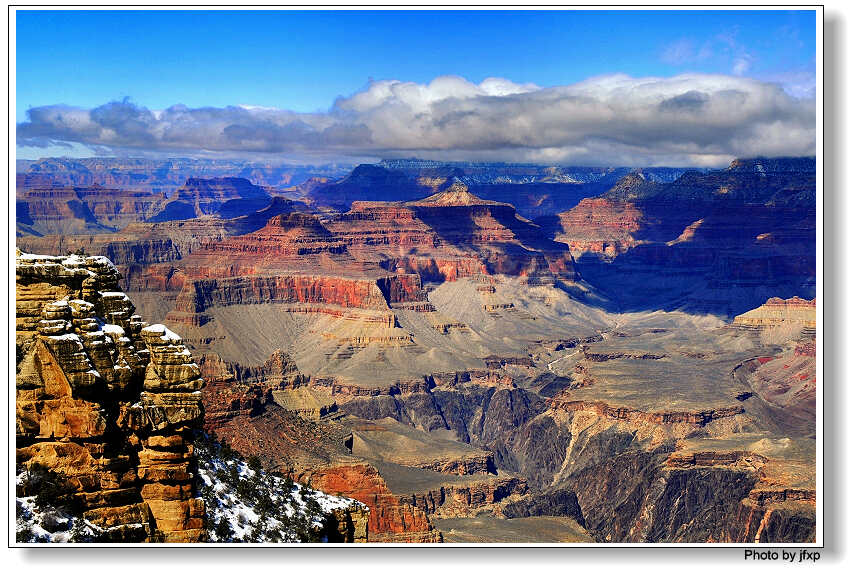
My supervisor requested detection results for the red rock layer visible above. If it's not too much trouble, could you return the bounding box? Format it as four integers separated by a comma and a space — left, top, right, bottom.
323, 184, 578, 282
195, 213, 347, 260
16, 187, 167, 234
555, 197, 644, 257
167, 274, 392, 318
304, 463, 442, 542
197, 350, 305, 429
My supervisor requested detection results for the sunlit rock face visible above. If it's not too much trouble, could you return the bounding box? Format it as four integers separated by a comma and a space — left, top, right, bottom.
15, 250, 205, 542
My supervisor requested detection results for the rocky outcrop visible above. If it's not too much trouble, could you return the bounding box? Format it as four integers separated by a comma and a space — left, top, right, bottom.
201, 377, 273, 429
733, 297, 816, 333
547, 397, 745, 427
198, 350, 306, 429
323, 183, 579, 283
325, 502, 370, 543
405, 477, 529, 518
554, 197, 644, 258
15, 251, 205, 542
305, 463, 442, 543
483, 355, 535, 369
195, 212, 347, 259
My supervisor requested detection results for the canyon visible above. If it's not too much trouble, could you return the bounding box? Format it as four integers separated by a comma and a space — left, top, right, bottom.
15, 156, 817, 543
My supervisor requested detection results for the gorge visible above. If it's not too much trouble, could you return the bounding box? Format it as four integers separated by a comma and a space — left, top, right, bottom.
15, 156, 817, 544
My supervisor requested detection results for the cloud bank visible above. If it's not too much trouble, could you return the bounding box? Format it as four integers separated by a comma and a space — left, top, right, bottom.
17, 74, 816, 166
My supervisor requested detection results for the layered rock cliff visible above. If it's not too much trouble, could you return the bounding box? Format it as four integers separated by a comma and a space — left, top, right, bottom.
15, 250, 205, 542
733, 297, 816, 334
324, 182, 579, 283
148, 177, 272, 222
555, 158, 816, 316
16, 187, 167, 236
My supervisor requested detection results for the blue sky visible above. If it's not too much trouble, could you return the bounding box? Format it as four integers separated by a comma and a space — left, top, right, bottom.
15, 9, 818, 165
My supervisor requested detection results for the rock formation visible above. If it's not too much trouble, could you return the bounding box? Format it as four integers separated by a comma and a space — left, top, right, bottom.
148, 177, 272, 222
554, 158, 816, 316
307, 164, 432, 210
323, 182, 578, 283
16, 187, 168, 236
733, 297, 816, 333
305, 463, 442, 543
15, 250, 205, 542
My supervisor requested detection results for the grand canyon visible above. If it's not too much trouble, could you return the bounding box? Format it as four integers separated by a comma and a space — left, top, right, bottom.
14, 7, 823, 549
15, 155, 817, 543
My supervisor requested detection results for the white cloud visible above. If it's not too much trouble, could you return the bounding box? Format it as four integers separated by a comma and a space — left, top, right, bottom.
17, 73, 816, 166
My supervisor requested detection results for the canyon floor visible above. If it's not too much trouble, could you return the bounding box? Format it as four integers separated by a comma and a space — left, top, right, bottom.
126, 275, 817, 543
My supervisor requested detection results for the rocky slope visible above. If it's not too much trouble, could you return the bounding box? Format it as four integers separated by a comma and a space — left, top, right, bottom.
742, 346, 817, 424
193, 434, 369, 543
198, 379, 442, 542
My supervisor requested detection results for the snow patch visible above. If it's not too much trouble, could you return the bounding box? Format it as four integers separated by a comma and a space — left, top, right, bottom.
45, 332, 83, 342
195, 437, 365, 543
142, 324, 182, 342
101, 324, 126, 336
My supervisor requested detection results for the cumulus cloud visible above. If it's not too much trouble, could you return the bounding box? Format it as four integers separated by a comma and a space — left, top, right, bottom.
17, 73, 815, 166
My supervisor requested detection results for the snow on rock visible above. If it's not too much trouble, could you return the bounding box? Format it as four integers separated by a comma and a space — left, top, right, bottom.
16, 252, 61, 261
85, 256, 116, 269
101, 324, 127, 336
141, 323, 182, 342
46, 332, 83, 342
